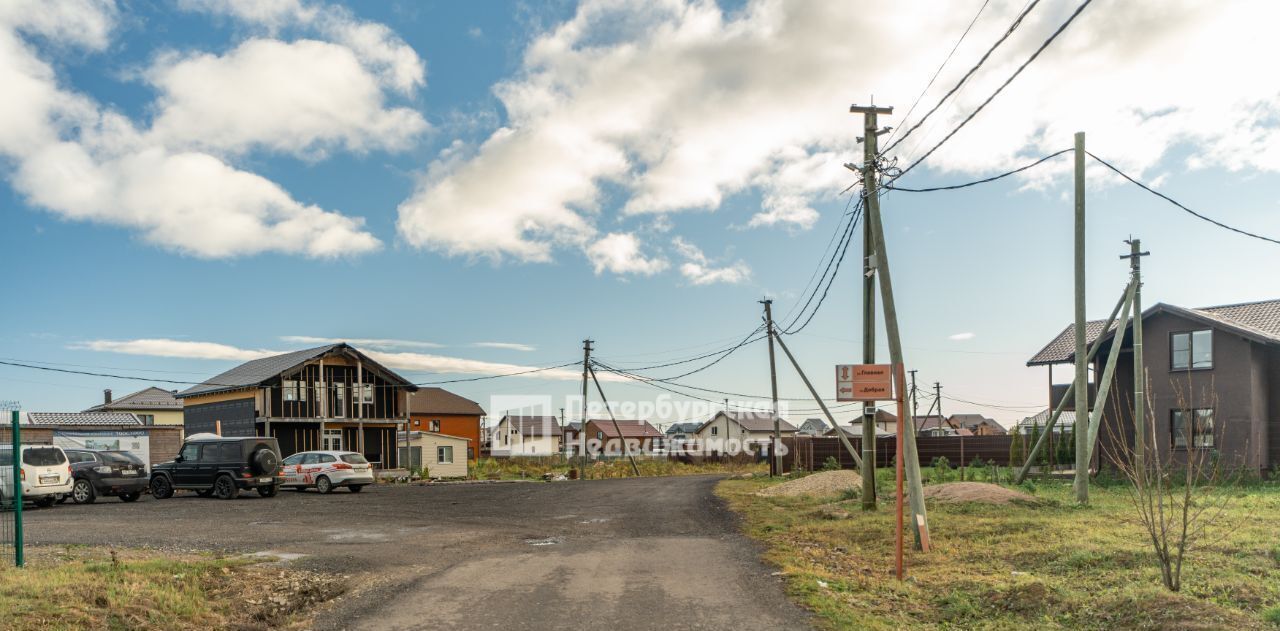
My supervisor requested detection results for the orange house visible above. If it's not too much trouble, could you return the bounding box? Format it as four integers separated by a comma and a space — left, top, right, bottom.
408, 387, 485, 462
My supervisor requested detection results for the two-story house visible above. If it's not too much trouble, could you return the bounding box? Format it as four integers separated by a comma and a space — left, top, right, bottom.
83, 387, 184, 429
1028, 298, 1280, 474
584, 419, 664, 456
490, 415, 561, 456
176, 343, 418, 468
408, 387, 485, 462
692, 411, 798, 455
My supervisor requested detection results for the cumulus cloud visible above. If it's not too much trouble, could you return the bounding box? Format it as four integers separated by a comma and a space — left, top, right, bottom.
474, 342, 537, 352
396, 0, 1280, 270
672, 237, 750, 286
585, 232, 669, 276
70, 339, 276, 362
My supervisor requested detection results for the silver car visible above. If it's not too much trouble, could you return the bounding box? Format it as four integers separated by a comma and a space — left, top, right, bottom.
279, 450, 374, 494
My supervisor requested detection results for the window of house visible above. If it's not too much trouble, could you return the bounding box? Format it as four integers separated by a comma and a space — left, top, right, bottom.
413, 419, 421, 427
362, 383, 373, 404
430, 420, 441, 432
1171, 330, 1213, 370
596, 431, 604, 440
1171, 408, 1214, 448
283, 380, 298, 402
711, 426, 719, 435
437, 445, 453, 464
137, 414, 154, 425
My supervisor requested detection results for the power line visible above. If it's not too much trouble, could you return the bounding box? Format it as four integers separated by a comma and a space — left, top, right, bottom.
778, 190, 861, 325
415, 362, 582, 384
882, 0, 1043, 154
600, 325, 766, 374
1087, 151, 1280, 247
782, 200, 864, 334
884, 148, 1070, 192
889, 0, 1095, 183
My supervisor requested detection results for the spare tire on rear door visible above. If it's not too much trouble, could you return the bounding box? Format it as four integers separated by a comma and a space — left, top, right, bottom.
249, 444, 279, 476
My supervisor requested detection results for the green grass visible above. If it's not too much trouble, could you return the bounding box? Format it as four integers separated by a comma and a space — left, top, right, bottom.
719, 476, 1280, 630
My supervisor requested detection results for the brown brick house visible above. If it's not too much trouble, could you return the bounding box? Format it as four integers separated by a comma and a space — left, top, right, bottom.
583, 419, 664, 456
1029, 298, 1280, 474
408, 388, 485, 462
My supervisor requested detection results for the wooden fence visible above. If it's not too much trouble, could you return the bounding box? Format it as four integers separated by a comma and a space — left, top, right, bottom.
780, 435, 1017, 474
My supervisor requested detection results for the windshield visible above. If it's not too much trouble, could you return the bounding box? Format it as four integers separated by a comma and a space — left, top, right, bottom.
340, 454, 368, 464
24, 447, 67, 466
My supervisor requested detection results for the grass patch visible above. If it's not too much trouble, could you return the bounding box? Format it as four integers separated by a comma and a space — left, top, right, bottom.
719, 477, 1280, 630
0, 547, 344, 630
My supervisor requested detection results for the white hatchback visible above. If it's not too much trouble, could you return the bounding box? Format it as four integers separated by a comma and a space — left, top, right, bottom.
280, 451, 374, 494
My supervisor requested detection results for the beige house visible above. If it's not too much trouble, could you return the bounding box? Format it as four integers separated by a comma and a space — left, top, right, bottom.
490, 415, 561, 456
84, 387, 184, 429
402, 431, 470, 479
693, 411, 798, 454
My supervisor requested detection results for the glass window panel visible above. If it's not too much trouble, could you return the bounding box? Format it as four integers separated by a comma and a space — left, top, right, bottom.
1192, 330, 1213, 368
283, 380, 297, 402
1171, 410, 1188, 448
1195, 409, 1214, 447
1171, 333, 1190, 369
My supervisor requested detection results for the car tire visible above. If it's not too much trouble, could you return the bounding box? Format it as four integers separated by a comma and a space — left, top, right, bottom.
151, 475, 174, 499
256, 485, 278, 498
72, 479, 96, 504
213, 475, 239, 500
250, 448, 280, 476
119, 491, 141, 502
33, 496, 56, 508
348, 485, 364, 493
315, 475, 333, 494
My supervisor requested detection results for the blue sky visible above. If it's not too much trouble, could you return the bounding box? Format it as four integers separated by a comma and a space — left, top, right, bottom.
2, 0, 1278, 426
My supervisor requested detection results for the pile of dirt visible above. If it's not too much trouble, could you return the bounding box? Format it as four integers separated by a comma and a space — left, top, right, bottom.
758, 470, 862, 498
918, 482, 1038, 505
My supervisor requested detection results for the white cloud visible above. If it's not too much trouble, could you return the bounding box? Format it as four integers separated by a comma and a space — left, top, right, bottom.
146, 38, 428, 157
672, 237, 750, 286
74, 337, 615, 382
279, 336, 443, 350
474, 342, 537, 352
585, 232, 669, 276
948, 332, 976, 341
396, 0, 1280, 270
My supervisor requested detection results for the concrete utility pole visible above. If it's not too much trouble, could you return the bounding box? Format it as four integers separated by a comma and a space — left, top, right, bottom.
908, 370, 920, 431
934, 382, 944, 432
1121, 238, 1150, 477
1073, 131, 1089, 504
852, 102, 891, 510
580, 339, 592, 476
762, 299, 783, 477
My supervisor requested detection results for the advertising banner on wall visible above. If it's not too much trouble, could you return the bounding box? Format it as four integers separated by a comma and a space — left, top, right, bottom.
53, 430, 151, 466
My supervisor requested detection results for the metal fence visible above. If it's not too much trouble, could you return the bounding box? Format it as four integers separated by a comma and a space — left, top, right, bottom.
780, 435, 1017, 474
1, 409, 22, 567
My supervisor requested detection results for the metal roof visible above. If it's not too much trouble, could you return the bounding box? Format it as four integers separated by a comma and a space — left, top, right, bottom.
26, 412, 141, 426
498, 415, 561, 437
84, 387, 180, 412
409, 387, 486, 416
178, 343, 417, 398
588, 419, 664, 438
695, 411, 798, 434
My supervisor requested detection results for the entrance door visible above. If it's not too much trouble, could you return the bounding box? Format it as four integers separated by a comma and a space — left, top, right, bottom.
322, 428, 343, 451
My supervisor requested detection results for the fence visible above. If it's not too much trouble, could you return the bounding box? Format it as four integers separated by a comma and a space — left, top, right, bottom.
780, 435, 1017, 474
1, 410, 22, 567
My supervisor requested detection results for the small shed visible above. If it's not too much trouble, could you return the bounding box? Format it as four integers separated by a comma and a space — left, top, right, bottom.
401, 431, 470, 479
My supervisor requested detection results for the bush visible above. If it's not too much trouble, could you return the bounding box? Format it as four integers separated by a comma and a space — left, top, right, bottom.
822, 456, 841, 472
1262, 605, 1280, 626
931, 456, 952, 483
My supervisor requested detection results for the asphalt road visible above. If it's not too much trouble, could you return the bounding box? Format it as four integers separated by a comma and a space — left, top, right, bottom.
23, 475, 810, 630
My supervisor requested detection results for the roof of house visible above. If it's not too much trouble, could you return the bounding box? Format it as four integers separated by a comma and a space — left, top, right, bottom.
408, 387, 485, 416
588, 419, 663, 438
25, 412, 141, 426
913, 415, 951, 431
1016, 409, 1077, 431
1027, 298, 1280, 366
83, 386, 181, 413
499, 415, 561, 437
665, 422, 703, 435
696, 411, 798, 434
798, 418, 829, 433
178, 343, 417, 398
948, 414, 997, 429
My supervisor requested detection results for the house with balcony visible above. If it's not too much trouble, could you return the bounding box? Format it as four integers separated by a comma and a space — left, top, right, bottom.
176, 343, 417, 468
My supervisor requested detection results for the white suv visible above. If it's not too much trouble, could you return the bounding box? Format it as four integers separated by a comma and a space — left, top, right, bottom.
0, 444, 74, 508
280, 450, 374, 494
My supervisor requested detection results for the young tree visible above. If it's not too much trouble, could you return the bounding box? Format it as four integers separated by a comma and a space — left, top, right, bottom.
1009, 426, 1024, 468
1028, 422, 1043, 469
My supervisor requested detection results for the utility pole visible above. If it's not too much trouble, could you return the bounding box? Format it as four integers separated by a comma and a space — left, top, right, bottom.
933, 382, 944, 432
580, 339, 592, 477
852, 102, 891, 510
849, 100, 930, 544
762, 299, 783, 477
1121, 238, 1149, 479
1073, 131, 1089, 504
908, 370, 920, 430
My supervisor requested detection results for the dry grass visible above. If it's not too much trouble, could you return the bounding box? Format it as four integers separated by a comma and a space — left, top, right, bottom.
471, 456, 767, 481
719, 477, 1280, 630
0, 546, 344, 630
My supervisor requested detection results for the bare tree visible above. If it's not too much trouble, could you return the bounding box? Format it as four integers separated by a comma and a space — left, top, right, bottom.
1100, 376, 1242, 592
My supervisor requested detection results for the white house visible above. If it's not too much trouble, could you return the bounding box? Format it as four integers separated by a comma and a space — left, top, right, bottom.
401, 431, 469, 478
692, 411, 798, 455
490, 415, 562, 457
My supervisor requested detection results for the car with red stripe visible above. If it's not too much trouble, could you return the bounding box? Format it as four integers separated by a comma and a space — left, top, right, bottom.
280, 450, 374, 494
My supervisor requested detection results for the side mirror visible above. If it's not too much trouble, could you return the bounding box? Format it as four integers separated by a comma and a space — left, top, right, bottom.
174, 455, 184, 462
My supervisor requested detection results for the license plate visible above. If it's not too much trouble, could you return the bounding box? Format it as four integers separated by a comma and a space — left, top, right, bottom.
39, 474, 59, 484
121, 469, 137, 476
258, 478, 272, 483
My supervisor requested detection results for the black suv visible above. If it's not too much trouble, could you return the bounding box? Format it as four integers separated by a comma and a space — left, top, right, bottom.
64, 449, 148, 504
150, 436, 283, 500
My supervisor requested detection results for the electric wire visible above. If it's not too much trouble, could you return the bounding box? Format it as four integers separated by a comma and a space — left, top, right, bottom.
884, 148, 1070, 192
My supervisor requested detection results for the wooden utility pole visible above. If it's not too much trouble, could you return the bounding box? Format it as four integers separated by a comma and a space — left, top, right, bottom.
852, 102, 891, 510
580, 339, 592, 476
1073, 131, 1090, 504
933, 382, 944, 432
1121, 238, 1149, 476
773, 332, 862, 468
762, 299, 783, 477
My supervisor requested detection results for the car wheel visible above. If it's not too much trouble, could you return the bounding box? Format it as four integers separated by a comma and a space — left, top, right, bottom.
213, 475, 239, 500
119, 491, 141, 502
315, 475, 333, 494
34, 496, 56, 508
256, 485, 278, 498
348, 485, 364, 493
150, 476, 174, 499
72, 479, 96, 504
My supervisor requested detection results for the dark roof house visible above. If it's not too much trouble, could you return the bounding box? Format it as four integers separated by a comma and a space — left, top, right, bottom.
83, 387, 180, 413
25, 412, 141, 426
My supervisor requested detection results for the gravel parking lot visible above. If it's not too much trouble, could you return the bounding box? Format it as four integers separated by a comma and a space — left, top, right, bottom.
23, 475, 810, 630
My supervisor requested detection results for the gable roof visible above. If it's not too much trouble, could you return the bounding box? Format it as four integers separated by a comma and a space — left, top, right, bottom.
798, 418, 829, 433
178, 344, 417, 398
665, 422, 702, 435
913, 415, 950, 431
948, 414, 996, 429
409, 387, 485, 416
499, 415, 561, 437
1027, 298, 1280, 366
588, 419, 663, 438
84, 387, 180, 412
695, 411, 798, 434
1016, 409, 1077, 432
26, 412, 141, 426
